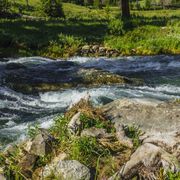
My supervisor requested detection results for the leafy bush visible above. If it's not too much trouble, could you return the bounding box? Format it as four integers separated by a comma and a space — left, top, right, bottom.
41, 0, 64, 17
27, 123, 40, 138
123, 124, 143, 149
108, 19, 125, 35
0, 0, 10, 15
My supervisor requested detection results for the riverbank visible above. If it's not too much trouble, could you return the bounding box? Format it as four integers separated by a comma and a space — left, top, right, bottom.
0, 3, 180, 58
0, 98, 179, 179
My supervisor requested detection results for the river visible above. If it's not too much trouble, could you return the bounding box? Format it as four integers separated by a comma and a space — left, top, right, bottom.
0, 55, 180, 147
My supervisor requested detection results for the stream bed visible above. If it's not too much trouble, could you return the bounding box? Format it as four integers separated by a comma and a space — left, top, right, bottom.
0, 55, 180, 147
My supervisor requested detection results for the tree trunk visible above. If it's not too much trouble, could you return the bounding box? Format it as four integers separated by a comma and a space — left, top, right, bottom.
121, 0, 130, 18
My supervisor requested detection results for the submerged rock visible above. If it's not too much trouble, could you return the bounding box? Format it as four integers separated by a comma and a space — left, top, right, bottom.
43, 160, 91, 180
4, 61, 143, 93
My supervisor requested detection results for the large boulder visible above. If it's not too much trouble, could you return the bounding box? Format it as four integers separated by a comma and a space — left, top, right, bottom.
142, 131, 180, 161
102, 98, 180, 133
117, 143, 180, 179
42, 160, 91, 180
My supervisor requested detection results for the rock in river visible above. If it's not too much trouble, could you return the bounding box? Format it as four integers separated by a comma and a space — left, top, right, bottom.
4, 61, 143, 94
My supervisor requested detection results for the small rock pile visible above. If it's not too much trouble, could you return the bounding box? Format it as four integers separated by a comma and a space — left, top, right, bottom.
79, 45, 120, 57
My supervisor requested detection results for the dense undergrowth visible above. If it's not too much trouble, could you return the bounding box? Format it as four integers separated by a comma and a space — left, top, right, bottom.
0, 1, 180, 58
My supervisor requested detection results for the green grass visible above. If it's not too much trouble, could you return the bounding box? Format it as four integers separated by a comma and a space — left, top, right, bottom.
0, 2, 180, 58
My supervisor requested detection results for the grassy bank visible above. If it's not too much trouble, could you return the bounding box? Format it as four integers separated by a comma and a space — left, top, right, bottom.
0, 2, 180, 58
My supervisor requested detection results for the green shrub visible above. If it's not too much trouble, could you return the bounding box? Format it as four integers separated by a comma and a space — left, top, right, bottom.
145, 0, 151, 9
123, 124, 143, 149
41, 0, 64, 17
69, 136, 109, 167
108, 19, 125, 35
0, 0, 10, 15
27, 123, 40, 139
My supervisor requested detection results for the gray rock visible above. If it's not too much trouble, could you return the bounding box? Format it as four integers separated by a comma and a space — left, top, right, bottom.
92, 45, 99, 52
29, 129, 54, 156
81, 127, 107, 138
102, 98, 180, 133
118, 143, 180, 179
82, 45, 90, 50
68, 112, 81, 135
43, 160, 91, 180
143, 131, 180, 161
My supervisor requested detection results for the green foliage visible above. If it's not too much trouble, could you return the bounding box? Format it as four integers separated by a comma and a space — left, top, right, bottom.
1, 2, 180, 57
144, 0, 151, 9
0, 147, 26, 179
0, 0, 10, 14
93, 0, 101, 9
108, 19, 125, 35
41, 0, 64, 17
43, 33, 83, 58
79, 113, 115, 133
50, 115, 69, 141
69, 136, 109, 166
123, 124, 143, 149
27, 123, 40, 138
166, 171, 180, 180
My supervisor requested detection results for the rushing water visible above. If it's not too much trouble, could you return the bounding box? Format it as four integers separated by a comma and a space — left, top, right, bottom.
0, 55, 180, 147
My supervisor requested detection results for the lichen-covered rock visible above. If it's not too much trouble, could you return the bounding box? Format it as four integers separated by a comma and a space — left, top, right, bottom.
117, 143, 180, 179
43, 160, 91, 180
81, 127, 107, 138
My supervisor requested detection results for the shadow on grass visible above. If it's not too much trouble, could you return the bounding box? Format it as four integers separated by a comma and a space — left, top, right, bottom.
0, 18, 108, 50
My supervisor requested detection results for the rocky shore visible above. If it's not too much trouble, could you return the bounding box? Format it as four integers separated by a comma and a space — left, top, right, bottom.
0, 98, 179, 180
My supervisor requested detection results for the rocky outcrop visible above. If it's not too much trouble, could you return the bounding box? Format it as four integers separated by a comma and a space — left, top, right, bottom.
102, 98, 180, 133
42, 160, 91, 180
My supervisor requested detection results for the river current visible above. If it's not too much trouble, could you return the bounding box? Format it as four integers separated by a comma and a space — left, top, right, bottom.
0, 55, 180, 147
